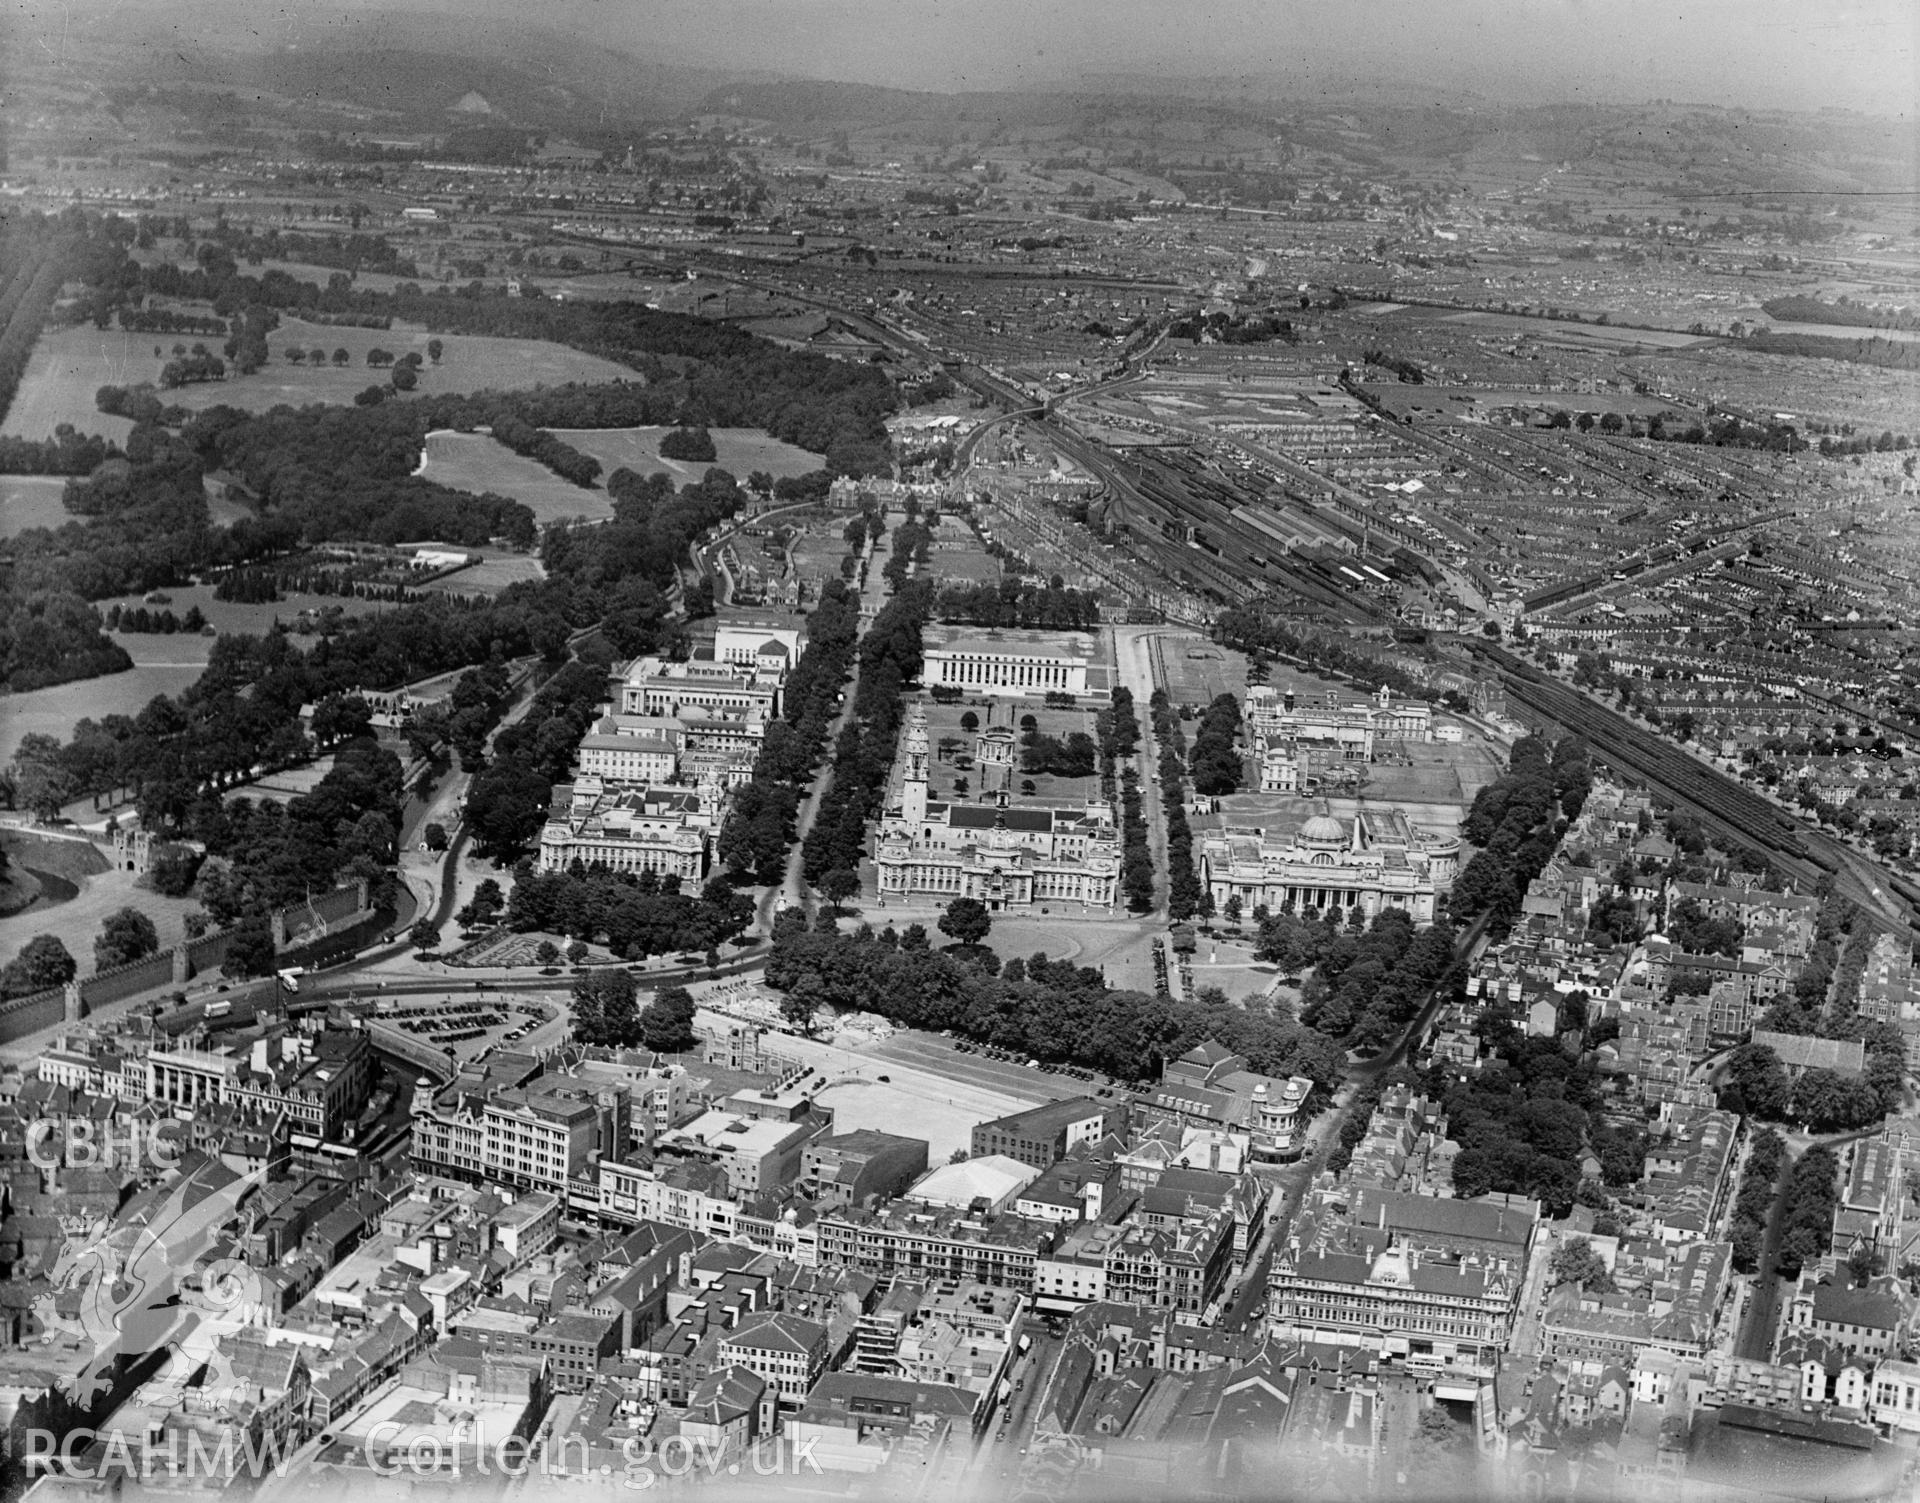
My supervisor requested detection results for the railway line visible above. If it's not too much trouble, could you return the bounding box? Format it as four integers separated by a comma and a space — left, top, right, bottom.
1477, 644, 1917, 939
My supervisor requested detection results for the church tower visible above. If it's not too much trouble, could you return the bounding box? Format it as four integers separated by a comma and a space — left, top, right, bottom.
902, 704, 929, 826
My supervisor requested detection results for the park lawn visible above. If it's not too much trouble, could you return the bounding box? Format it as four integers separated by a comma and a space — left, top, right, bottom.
0, 665, 206, 768
0, 319, 640, 437
0, 476, 72, 539
551, 426, 824, 483
0, 855, 205, 966
96, 584, 398, 661
420, 555, 549, 597
418, 432, 614, 525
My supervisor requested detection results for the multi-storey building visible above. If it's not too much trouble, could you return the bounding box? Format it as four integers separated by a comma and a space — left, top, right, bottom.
1148, 1040, 1316, 1161
575, 716, 680, 784
718, 1315, 830, 1407
801, 1131, 931, 1209
816, 1204, 1061, 1291
412, 1080, 626, 1196
535, 777, 722, 878
1241, 683, 1434, 765
1032, 1208, 1236, 1318
1196, 806, 1459, 925
873, 706, 1120, 910
920, 627, 1092, 697
226, 1031, 373, 1139
971, 1098, 1125, 1171
612, 655, 782, 720
140, 1028, 371, 1140
1268, 1218, 1523, 1379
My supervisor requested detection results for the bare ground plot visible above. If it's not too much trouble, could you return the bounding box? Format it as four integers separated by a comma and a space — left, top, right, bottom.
417, 431, 613, 525
1, 320, 639, 436
0, 476, 72, 539
1151, 635, 1250, 709
789, 532, 855, 583
924, 540, 1002, 584
552, 427, 824, 483
768, 1026, 1049, 1163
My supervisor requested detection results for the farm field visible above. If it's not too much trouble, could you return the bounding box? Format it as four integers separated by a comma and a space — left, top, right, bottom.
551, 426, 823, 482
1, 319, 640, 436
417, 432, 613, 525
0, 476, 71, 539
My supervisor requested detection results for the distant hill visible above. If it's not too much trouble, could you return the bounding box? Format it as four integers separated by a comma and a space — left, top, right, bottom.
49, 1, 771, 128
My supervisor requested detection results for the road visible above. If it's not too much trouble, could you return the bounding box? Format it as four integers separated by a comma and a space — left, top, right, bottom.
753, 526, 896, 934
970, 1330, 1066, 1490
1735, 1125, 1878, 1361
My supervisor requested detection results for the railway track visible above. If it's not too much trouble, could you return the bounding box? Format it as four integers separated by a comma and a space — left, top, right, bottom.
1477, 645, 1916, 938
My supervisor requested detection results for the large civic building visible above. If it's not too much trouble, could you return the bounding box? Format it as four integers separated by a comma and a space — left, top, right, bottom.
536, 776, 724, 879
872, 707, 1120, 909
920, 628, 1093, 698
1242, 683, 1434, 765
1196, 806, 1459, 923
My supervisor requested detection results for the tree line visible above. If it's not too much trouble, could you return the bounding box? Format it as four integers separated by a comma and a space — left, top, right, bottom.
117, 252, 897, 474
507, 865, 752, 962
1148, 688, 1205, 921
718, 581, 862, 884
0, 428, 121, 476
765, 910, 1349, 1092
1775, 1146, 1839, 1279
1188, 692, 1243, 797
1098, 687, 1154, 912
800, 580, 930, 887
104, 602, 207, 634
1214, 605, 1430, 704
1447, 734, 1592, 931
1730, 1126, 1785, 1274
931, 577, 1101, 632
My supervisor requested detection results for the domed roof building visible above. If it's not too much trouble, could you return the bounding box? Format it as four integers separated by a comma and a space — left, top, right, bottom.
1197, 804, 1460, 925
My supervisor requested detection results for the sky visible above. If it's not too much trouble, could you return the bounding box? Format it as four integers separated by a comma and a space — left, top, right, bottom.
12, 0, 1919, 115
580, 0, 1919, 112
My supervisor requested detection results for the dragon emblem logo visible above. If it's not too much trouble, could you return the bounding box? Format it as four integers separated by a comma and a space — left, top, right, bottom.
32, 1159, 266, 1406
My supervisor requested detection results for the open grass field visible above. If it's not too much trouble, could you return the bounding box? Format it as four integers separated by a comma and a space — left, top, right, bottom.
420, 555, 548, 598
417, 431, 613, 524
0, 665, 206, 767
0, 475, 71, 539
0, 837, 204, 964
552, 426, 823, 483
1, 328, 142, 443
1, 319, 640, 437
